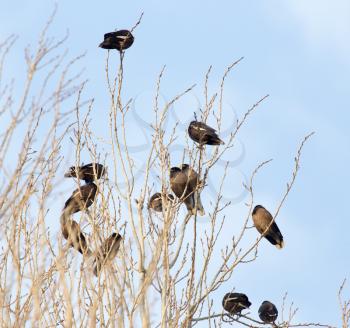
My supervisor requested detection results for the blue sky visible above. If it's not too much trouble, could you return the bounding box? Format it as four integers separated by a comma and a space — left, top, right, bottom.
1, 0, 350, 326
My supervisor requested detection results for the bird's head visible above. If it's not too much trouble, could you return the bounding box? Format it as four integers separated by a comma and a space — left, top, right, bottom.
252, 205, 264, 215
149, 193, 161, 207
180, 163, 189, 170
170, 167, 181, 179
167, 194, 175, 201
109, 232, 122, 242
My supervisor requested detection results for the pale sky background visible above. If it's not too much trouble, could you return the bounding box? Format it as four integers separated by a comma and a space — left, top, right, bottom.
1, 0, 350, 326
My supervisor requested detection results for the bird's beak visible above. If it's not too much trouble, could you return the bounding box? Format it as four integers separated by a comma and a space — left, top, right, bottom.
64, 172, 72, 178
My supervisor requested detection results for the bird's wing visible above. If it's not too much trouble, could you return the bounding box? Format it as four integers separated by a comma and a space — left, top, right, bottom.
103, 235, 122, 261
94, 234, 121, 276
82, 163, 93, 169
186, 168, 200, 191
64, 188, 80, 208
64, 184, 96, 209
261, 209, 282, 236
80, 184, 97, 200
195, 121, 217, 133
171, 172, 192, 198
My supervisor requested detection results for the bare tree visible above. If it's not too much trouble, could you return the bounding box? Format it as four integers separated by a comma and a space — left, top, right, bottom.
0, 10, 345, 328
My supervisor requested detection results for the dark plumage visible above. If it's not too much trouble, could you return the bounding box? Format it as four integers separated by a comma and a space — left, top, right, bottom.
188, 121, 224, 146
148, 192, 174, 212
99, 30, 134, 51
222, 293, 251, 315
170, 164, 205, 216
63, 183, 97, 215
61, 219, 91, 255
252, 205, 284, 249
94, 233, 122, 276
64, 163, 105, 183
258, 301, 278, 323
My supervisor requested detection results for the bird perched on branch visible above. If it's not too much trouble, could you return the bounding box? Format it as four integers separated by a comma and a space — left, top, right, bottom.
63, 183, 97, 215
60, 164, 101, 256
188, 121, 224, 146
64, 163, 106, 183
99, 30, 134, 51
60, 183, 97, 255
93, 233, 122, 276
252, 205, 284, 249
148, 192, 174, 212
170, 164, 205, 216
222, 292, 251, 315
258, 301, 278, 324
61, 219, 91, 255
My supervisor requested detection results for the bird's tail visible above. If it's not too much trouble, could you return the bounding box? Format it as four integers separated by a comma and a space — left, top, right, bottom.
193, 192, 205, 216
60, 207, 70, 227
275, 239, 285, 249
208, 135, 225, 145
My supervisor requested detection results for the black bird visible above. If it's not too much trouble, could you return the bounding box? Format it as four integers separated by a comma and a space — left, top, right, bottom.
148, 192, 174, 212
93, 233, 122, 276
64, 163, 105, 183
63, 183, 98, 215
61, 219, 91, 255
99, 30, 134, 51
188, 121, 224, 146
222, 293, 251, 315
170, 164, 205, 216
258, 301, 278, 324
252, 205, 284, 249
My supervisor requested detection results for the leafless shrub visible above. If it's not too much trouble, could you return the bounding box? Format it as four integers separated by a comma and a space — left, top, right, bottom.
0, 10, 341, 328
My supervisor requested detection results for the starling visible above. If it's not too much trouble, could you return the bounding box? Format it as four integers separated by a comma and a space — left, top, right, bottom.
148, 192, 174, 212
222, 293, 251, 315
188, 121, 224, 146
252, 205, 284, 249
64, 163, 105, 183
61, 219, 91, 255
63, 183, 97, 215
259, 301, 278, 324
93, 233, 122, 276
99, 30, 134, 51
170, 164, 205, 216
